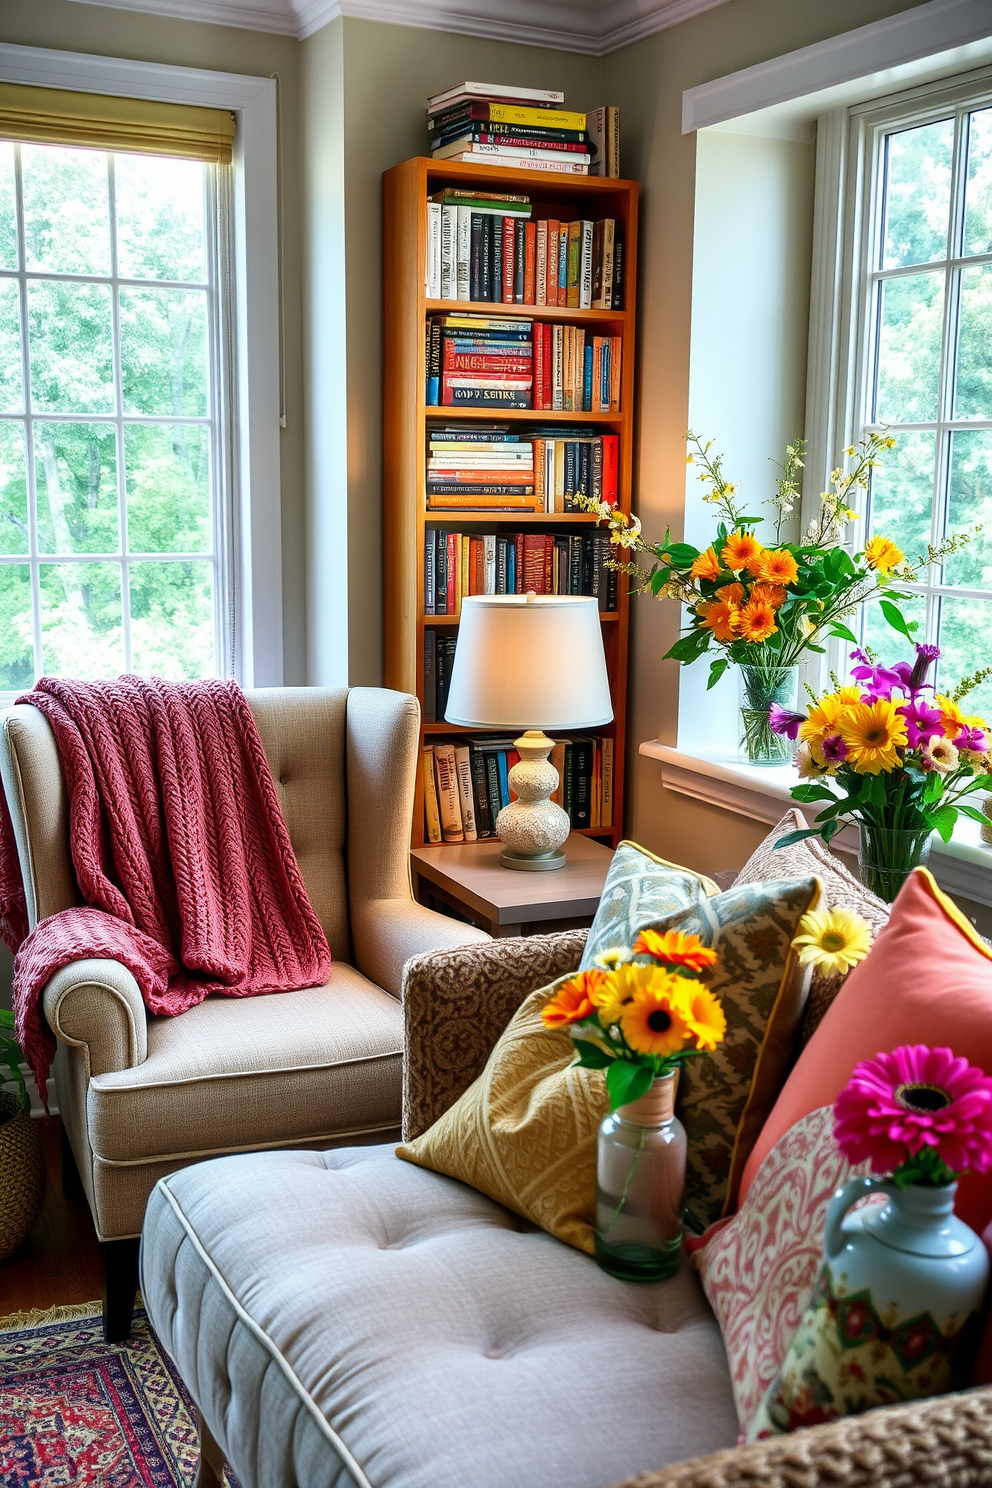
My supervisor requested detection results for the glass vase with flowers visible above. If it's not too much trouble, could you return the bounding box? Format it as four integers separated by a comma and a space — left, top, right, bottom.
541, 931, 726, 1281
770, 644, 992, 900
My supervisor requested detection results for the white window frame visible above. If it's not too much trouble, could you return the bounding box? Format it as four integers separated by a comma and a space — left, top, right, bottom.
0, 41, 283, 688
805, 64, 992, 687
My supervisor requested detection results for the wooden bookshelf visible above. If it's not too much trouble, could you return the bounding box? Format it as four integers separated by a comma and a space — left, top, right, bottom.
383, 157, 638, 850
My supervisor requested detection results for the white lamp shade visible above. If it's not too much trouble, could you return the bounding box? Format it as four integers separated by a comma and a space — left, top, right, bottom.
444, 595, 614, 729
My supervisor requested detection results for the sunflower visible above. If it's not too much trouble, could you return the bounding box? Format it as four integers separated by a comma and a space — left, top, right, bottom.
750, 581, 787, 610
800, 692, 846, 748
865, 535, 904, 573
752, 548, 799, 585
792, 907, 873, 977
839, 698, 908, 774
541, 970, 605, 1029
619, 970, 694, 1057
632, 928, 718, 972
678, 984, 727, 1051
592, 962, 654, 1025
737, 598, 778, 642
716, 582, 746, 604
721, 532, 764, 572
690, 546, 722, 581
697, 599, 740, 642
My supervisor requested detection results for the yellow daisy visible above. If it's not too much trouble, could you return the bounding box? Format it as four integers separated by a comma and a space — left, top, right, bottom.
619, 972, 694, 1058
590, 962, 648, 1025
799, 692, 845, 747
865, 535, 904, 573
839, 698, 908, 774
792, 907, 873, 977
934, 694, 966, 741
678, 984, 726, 1051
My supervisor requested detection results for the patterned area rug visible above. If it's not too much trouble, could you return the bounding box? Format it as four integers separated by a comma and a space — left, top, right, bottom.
0, 1301, 239, 1486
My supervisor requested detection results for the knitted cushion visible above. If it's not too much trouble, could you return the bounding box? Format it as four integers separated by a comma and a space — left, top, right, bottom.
579, 841, 719, 970
733, 810, 890, 1047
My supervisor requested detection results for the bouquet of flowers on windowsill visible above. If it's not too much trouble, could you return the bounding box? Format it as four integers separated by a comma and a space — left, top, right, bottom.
770, 643, 992, 900
541, 931, 727, 1110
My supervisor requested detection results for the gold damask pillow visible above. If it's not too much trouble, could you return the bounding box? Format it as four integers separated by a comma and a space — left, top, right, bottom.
396, 978, 608, 1255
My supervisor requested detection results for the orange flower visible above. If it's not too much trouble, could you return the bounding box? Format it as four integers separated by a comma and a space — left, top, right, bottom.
750, 581, 787, 610
752, 548, 799, 585
865, 535, 904, 573
698, 599, 740, 642
716, 582, 746, 604
541, 971, 605, 1029
737, 597, 778, 642
690, 546, 722, 582
633, 928, 718, 973
721, 532, 764, 572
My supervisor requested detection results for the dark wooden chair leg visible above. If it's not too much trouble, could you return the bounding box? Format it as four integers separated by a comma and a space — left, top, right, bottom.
196, 1410, 226, 1488
102, 1237, 140, 1343
61, 1124, 85, 1200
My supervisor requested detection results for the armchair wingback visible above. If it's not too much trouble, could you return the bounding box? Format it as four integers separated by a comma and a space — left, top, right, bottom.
0, 685, 489, 1339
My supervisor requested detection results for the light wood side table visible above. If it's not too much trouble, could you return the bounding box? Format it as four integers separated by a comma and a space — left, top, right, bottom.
411, 835, 614, 939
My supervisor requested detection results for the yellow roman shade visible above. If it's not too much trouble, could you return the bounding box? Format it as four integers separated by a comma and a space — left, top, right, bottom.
0, 83, 235, 163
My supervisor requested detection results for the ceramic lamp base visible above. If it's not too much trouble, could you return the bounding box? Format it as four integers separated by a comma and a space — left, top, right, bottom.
495, 729, 571, 871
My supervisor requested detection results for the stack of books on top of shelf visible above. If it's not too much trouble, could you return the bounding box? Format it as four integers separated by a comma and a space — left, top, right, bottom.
423, 735, 613, 843
426, 315, 533, 413
424, 194, 625, 310
424, 530, 617, 620
426, 82, 590, 175
426, 424, 536, 511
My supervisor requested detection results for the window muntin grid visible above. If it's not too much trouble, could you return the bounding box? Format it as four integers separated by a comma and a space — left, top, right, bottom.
0, 140, 231, 692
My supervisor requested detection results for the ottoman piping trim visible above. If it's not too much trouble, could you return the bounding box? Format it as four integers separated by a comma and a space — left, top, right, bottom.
92, 1120, 402, 1165
155, 1176, 375, 1488
91, 1047, 401, 1093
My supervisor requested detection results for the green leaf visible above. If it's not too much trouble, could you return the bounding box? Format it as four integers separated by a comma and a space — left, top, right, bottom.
880, 599, 918, 640
821, 818, 843, 844
791, 784, 836, 803
571, 1039, 613, 1070
956, 803, 991, 826
829, 623, 860, 647
775, 828, 823, 847
664, 630, 712, 664
650, 568, 668, 595
923, 772, 944, 804
606, 1059, 654, 1112
930, 805, 957, 843
707, 657, 729, 691
664, 543, 700, 566
0, 1009, 14, 1032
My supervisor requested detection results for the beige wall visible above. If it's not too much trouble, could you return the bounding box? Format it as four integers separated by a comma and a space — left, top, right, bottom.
0, 0, 309, 684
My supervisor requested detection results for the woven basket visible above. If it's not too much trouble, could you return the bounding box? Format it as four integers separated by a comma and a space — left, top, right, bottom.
0, 1089, 45, 1261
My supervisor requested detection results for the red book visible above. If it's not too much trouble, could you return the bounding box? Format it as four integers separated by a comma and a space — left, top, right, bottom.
507, 748, 521, 802
446, 531, 457, 612
543, 324, 553, 408
443, 348, 532, 374
602, 434, 619, 506
542, 531, 554, 592
534, 323, 545, 411
470, 536, 484, 594
514, 532, 525, 593
523, 221, 537, 305
502, 218, 516, 304
546, 222, 559, 305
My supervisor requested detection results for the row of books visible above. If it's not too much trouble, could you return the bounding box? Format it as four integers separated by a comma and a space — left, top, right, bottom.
424, 530, 618, 620
423, 735, 614, 843
427, 83, 590, 175
425, 193, 625, 310
425, 426, 619, 513
425, 315, 621, 413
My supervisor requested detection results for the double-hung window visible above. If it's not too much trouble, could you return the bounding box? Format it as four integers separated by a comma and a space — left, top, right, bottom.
0, 86, 235, 693
834, 74, 992, 719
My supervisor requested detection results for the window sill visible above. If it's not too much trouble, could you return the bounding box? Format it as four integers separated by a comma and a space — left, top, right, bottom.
639, 740, 992, 909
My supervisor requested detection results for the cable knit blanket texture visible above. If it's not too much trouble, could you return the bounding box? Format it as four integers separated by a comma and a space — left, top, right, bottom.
0, 677, 332, 1100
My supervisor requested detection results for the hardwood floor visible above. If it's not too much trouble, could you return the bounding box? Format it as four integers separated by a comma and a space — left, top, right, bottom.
0, 1116, 102, 1317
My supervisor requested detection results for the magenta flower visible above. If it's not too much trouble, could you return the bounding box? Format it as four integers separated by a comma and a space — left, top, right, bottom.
899, 697, 946, 749
850, 652, 904, 701
908, 643, 940, 692
769, 703, 806, 739
956, 725, 988, 754
834, 1045, 992, 1177
820, 733, 849, 763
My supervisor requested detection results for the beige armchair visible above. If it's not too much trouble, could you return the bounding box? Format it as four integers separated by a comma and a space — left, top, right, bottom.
0, 686, 489, 1340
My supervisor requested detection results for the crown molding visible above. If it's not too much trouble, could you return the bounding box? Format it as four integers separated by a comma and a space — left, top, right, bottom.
65, 0, 732, 54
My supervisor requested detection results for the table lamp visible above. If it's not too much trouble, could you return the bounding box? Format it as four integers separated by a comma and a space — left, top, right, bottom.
444, 594, 614, 870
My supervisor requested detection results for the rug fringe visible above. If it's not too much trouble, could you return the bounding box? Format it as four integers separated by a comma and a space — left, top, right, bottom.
0, 1299, 101, 1330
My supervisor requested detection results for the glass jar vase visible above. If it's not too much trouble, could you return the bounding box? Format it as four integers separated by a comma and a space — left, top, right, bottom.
595, 1072, 685, 1282
858, 824, 932, 903
737, 663, 800, 766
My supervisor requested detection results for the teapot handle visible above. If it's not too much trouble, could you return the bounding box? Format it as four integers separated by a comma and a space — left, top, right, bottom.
824, 1175, 890, 1260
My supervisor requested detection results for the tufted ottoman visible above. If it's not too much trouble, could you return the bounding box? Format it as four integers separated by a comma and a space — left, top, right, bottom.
141, 1143, 739, 1488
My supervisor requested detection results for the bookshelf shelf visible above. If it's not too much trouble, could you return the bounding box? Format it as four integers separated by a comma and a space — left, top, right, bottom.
384, 156, 637, 851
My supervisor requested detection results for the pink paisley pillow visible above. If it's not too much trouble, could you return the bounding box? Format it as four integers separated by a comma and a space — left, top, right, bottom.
687, 1104, 873, 1439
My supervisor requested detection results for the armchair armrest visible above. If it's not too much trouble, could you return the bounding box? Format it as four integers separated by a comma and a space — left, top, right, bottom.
607, 1384, 992, 1488
42, 959, 147, 1077
401, 927, 587, 1139
350, 898, 490, 999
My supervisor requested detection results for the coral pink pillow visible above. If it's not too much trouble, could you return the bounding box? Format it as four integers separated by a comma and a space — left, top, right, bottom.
688, 1104, 871, 1439
738, 868, 992, 1235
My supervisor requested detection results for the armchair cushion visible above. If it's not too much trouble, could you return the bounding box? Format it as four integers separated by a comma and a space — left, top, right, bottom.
88, 964, 403, 1165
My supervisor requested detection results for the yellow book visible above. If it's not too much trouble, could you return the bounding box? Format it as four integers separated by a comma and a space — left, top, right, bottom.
554, 441, 565, 512
422, 746, 442, 843
534, 438, 546, 512
480, 103, 586, 130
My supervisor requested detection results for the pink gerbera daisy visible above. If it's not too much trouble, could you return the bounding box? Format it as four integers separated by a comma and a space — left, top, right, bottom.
833, 1045, 992, 1177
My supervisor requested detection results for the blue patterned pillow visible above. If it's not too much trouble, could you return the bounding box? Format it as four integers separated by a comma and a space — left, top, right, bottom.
579, 840, 720, 971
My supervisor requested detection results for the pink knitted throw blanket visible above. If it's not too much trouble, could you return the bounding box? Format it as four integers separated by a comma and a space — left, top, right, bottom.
0, 677, 332, 1100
